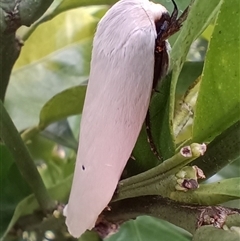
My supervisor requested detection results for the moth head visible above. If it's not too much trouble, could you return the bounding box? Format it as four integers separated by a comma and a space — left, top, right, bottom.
155, 0, 189, 44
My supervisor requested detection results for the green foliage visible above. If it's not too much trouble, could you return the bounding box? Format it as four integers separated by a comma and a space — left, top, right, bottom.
1, 0, 240, 240
106, 216, 192, 241
192, 225, 240, 241
39, 85, 87, 129
192, 0, 240, 142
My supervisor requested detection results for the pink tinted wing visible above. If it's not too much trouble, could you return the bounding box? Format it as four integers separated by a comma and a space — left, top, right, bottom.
65, 0, 158, 237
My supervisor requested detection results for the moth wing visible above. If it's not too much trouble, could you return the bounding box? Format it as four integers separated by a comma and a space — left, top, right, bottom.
65, 1, 158, 237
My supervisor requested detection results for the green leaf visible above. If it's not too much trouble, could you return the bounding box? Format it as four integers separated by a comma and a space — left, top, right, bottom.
131, 75, 172, 173
173, 62, 203, 146
218, 157, 240, 180
174, 77, 201, 145
176, 62, 203, 98
171, 0, 223, 69
15, 7, 100, 69
169, 0, 224, 144
193, 226, 240, 241
106, 216, 192, 241
226, 213, 240, 228
192, 0, 240, 142
79, 231, 102, 241
18, 2, 109, 41
39, 85, 86, 130
125, 127, 160, 177
5, 8, 97, 131
151, 76, 174, 159
170, 178, 240, 205
51, 0, 115, 15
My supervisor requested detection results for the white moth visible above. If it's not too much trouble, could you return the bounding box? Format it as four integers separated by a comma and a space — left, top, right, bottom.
65, 0, 187, 238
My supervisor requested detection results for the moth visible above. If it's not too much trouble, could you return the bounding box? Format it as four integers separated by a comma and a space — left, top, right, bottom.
64, 0, 189, 237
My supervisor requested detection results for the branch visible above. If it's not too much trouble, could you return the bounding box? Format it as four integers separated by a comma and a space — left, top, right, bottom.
97, 195, 240, 238
0, 100, 55, 212
0, 0, 54, 101
0, 31, 22, 101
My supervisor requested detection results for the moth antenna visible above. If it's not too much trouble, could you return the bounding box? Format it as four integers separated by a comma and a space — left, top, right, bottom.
159, 1, 191, 42
145, 110, 163, 162
171, 0, 178, 22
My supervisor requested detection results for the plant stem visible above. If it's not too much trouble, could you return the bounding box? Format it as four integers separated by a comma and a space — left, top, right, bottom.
108, 196, 198, 234
0, 100, 55, 212
114, 143, 206, 201
0, 0, 54, 101
104, 196, 240, 235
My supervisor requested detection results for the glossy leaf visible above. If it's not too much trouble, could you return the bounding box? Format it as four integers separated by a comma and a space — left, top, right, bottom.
192, 0, 240, 142
168, 0, 223, 145
150, 75, 174, 159
193, 226, 240, 241
51, 0, 114, 15
174, 62, 203, 145
132, 75, 172, 171
175, 62, 203, 98
39, 85, 87, 130
5, 8, 98, 131
15, 7, 101, 69
79, 231, 102, 241
18, 2, 109, 41
106, 216, 192, 241
174, 77, 201, 144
